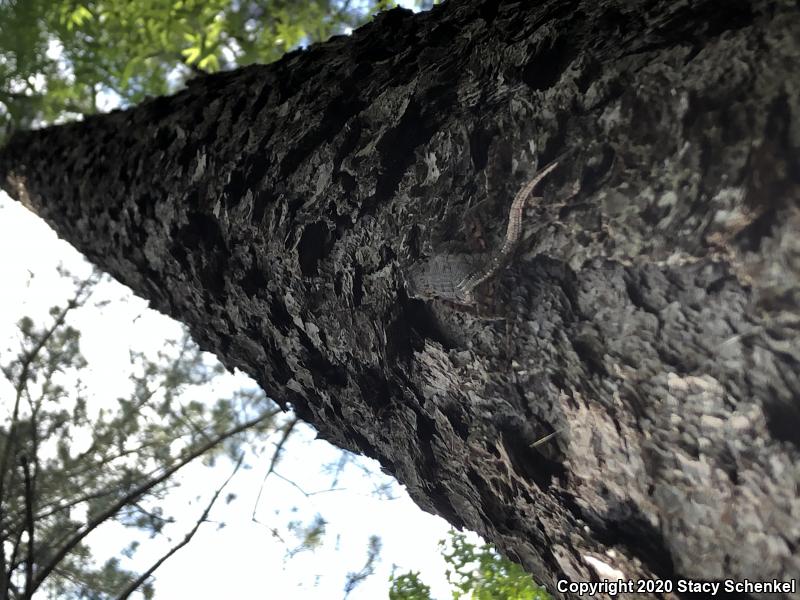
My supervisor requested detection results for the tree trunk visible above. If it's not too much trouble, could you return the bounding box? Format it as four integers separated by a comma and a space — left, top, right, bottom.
2, 0, 799, 596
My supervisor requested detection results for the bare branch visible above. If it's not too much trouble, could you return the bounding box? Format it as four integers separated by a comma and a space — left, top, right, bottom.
250, 417, 298, 523
270, 472, 346, 498
327, 452, 349, 489
115, 454, 245, 600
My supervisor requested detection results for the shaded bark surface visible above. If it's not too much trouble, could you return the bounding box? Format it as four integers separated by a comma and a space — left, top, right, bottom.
2, 0, 799, 596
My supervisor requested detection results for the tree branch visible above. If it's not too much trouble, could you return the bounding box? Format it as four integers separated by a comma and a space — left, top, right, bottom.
29, 409, 275, 594
0, 278, 93, 500
0, 277, 94, 600
251, 417, 298, 522
21, 455, 34, 600
114, 454, 244, 600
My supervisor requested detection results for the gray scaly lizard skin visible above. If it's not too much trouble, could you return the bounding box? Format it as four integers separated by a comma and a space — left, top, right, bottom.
405, 159, 561, 304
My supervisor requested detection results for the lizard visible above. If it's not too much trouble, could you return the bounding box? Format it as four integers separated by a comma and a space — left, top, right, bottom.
404, 158, 562, 305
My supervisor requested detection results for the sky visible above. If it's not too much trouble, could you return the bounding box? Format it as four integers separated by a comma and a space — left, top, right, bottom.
0, 2, 489, 597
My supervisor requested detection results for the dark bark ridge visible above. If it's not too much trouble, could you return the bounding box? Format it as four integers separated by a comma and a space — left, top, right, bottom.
2, 0, 799, 596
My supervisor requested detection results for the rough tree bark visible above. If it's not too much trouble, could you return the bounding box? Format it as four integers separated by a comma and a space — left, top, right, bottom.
2, 0, 799, 596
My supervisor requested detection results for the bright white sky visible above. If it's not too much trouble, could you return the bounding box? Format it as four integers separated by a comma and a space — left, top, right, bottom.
0, 1, 489, 598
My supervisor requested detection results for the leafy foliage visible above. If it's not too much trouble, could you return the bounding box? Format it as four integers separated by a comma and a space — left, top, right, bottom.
390, 530, 551, 600
0, 0, 404, 137
389, 571, 432, 600
286, 513, 328, 558
441, 531, 550, 600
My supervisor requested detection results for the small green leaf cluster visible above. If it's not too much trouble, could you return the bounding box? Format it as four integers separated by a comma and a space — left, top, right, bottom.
390, 530, 551, 600
0, 0, 398, 137
389, 571, 432, 600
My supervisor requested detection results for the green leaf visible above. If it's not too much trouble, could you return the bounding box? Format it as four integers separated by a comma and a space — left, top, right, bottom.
181, 45, 201, 64
68, 5, 94, 28
197, 52, 218, 72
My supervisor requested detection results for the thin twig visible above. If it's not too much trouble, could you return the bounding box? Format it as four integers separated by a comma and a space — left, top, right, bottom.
529, 427, 566, 449
251, 418, 298, 522
114, 454, 245, 600
271, 471, 347, 498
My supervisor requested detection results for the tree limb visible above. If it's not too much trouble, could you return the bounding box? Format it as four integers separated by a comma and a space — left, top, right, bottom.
0, 278, 93, 600
30, 410, 275, 594
251, 417, 298, 523
20, 455, 33, 600
114, 454, 245, 600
